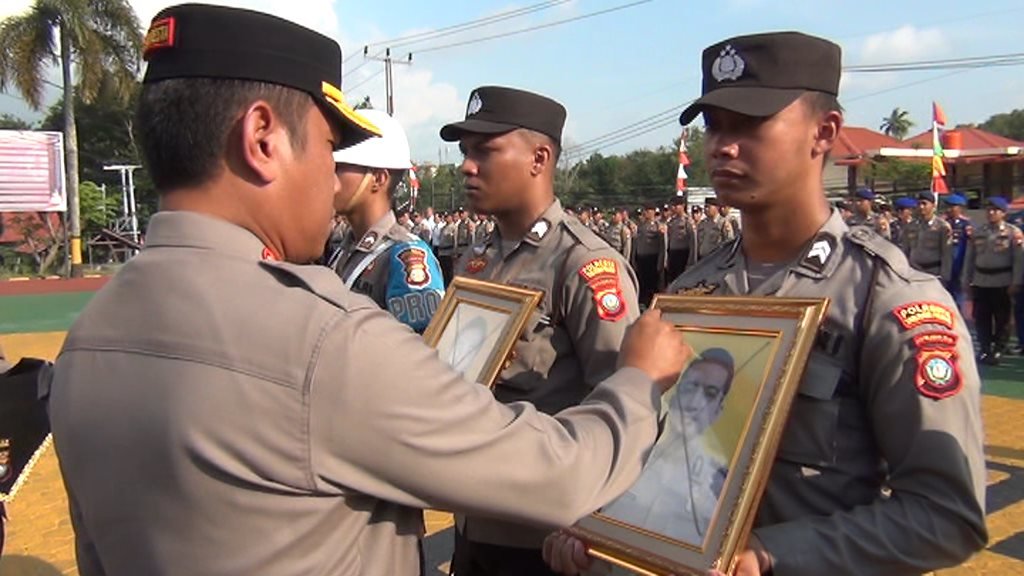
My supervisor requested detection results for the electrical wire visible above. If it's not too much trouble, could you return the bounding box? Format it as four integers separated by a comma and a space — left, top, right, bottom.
413, 0, 654, 55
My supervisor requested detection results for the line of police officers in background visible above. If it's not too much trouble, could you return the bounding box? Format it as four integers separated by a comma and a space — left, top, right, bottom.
335, 196, 740, 307
839, 189, 1024, 364
331, 182, 1024, 366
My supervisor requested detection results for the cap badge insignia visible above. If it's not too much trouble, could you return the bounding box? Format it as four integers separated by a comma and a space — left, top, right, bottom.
711, 44, 745, 82
143, 17, 176, 60
467, 91, 483, 116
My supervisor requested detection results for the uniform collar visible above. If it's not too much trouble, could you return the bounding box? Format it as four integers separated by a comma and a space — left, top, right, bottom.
488, 198, 564, 251
349, 211, 397, 253
726, 208, 846, 281
144, 211, 276, 261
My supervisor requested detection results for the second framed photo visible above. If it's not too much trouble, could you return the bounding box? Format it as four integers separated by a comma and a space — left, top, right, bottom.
422, 276, 542, 388
570, 295, 829, 575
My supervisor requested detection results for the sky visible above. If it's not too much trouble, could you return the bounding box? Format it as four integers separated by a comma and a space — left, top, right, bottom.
1, 0, 1022, 167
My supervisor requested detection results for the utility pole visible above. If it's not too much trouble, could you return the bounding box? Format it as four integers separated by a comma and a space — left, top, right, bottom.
364, 47, 412, 114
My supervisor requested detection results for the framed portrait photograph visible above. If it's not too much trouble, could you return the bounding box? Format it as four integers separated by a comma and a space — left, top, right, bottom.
570, 295, 829, 576
422, 276, 542, 388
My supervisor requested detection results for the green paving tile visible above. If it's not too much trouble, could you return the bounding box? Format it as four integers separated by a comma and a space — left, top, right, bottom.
980, 355, 1024, 400
0, 292, 97, 334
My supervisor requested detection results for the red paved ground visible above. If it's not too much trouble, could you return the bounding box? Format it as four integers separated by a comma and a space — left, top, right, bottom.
0, 278, 109, 296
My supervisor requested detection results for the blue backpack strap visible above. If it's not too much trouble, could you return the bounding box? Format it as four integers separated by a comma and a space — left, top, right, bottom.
385, 238, 445, 333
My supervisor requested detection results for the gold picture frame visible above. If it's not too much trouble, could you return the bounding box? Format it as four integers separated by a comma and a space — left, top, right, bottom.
422, 276, 543, 388
569, 295, 829, 575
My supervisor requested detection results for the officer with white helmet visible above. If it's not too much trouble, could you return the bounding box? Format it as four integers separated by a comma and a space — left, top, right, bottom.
326, 109, 445, 332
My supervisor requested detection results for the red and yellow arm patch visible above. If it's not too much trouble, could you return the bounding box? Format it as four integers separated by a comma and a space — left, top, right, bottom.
892, 301, 955, 331
912, 330, 961, 400
579, 258, 627, 322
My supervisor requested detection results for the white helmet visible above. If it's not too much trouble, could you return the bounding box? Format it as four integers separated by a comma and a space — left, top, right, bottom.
332, 109, 412, 170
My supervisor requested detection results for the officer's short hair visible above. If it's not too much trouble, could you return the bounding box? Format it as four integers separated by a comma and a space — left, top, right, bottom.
136, 78, 313, 191
803, 91, 843, 116
521, 129, 561, 163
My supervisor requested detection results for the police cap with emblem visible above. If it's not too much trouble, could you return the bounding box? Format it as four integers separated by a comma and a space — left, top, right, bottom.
141, 3, 380, 148
679, 31, 842, 126
441, 86, 567, 144
943, 194, 967, 206
916, 191, 938, 203
853, 187, 876, 201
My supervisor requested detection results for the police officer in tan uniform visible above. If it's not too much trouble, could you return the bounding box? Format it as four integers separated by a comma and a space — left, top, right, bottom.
546, 31, 986, 576
903, 191, 953, 280
633, 204, 665, 306
603, 208, 633, 259
696, 197, 734, 260
440, 85, 642, 576
455, 207, 474, 259
963, 196, 1024, 364
846, 187, 891, 240
890, 196, 916, 249
666, 195, 696, 280
46, 7, 693, 576
326, 109, 445, 332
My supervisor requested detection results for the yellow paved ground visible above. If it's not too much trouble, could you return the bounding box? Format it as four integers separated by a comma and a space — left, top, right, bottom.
2, 332, 1022, 575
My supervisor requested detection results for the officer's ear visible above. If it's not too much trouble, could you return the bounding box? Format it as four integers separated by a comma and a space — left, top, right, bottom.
237, 99, 291, 183
811, 109, 843, 160
371, 168, 388, 193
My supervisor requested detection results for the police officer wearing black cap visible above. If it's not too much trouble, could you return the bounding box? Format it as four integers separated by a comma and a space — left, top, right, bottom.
440, 86, 643, 576
903, 191, 953, 281
45, 7, 696, 576
665, 195, 696, 280
846, 187, 891, 240
634, 203, 666, 306
545, 30, 986, 576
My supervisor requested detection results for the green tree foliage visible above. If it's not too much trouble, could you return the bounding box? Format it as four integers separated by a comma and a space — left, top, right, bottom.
880, 107, 914, 140
0, 0, 142, 275
0, 113, 32, 129
865, 158, 931, 194
78, 180, 120, 237
979, 108, 1024, 142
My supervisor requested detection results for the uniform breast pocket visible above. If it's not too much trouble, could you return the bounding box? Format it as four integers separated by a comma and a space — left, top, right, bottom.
498, 307, 557, 393
776, 355, 842, 468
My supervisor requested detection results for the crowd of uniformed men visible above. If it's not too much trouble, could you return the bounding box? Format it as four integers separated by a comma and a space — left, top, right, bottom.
334, 182, 1024, 364
22, 3, 1003, 576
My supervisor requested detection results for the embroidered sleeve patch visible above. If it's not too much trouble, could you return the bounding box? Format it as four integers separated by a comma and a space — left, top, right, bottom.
912, 331, 961, 399
397, 247, 430, 287
892, 301, 955, 330
579, 258, 627, 322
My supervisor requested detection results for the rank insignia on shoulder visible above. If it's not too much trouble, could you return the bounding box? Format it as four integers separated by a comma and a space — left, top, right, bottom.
579, 258, 627, 322
466, 256, 487, 275
528, 219, 551, 242
801, 234, 836, 274
677, 280, 718, 296
892, 301, 955, 331
358, 232, 378, 250
397, 247, 429, 287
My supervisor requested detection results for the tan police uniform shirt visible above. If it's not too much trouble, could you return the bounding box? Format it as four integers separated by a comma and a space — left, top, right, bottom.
963, 221, 1024, 288
668, 210, 987, 576
903, 216, 953, 280
437, 222, 457, 257
603, 221, 632, 258
666, 214, 696, 254
634, 219, 665, 258
454, 199, 641, 548
47, 211, 665, 576
696, 214, 735, 260
847, 212, 891, 241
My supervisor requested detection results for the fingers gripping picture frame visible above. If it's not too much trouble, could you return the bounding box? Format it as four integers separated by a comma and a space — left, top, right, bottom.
422, 276, 543, 388
569, 295, 829, 576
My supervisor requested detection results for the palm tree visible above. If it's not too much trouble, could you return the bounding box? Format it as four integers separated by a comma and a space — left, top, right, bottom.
0, 0, 141, 276
880, 107, 914, 140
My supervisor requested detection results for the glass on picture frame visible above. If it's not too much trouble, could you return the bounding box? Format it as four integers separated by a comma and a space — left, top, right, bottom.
422, 277, 542, 387
570, 295, 829, 576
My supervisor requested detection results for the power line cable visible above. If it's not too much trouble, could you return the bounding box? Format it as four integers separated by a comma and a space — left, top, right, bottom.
365, 0, 569, 49
413, 0, 654, 55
